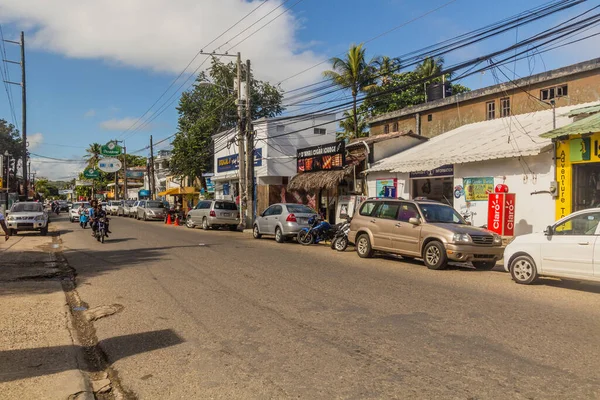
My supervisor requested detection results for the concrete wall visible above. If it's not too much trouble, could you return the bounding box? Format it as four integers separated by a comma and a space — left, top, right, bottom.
370, 68, 600, 138
372, 136, 424, 161
366, 171, 411, 199
453, 152, 555, 235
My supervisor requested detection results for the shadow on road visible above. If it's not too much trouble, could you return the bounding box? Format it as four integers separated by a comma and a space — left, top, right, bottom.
0, 329, 184, 383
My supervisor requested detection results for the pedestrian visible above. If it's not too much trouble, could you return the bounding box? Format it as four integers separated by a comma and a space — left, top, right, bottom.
0, 209, 9, 241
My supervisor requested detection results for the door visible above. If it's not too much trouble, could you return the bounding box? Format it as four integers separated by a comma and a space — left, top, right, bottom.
371, 202, 401, 251
258, 206, 274, 233
542, 211, 600, 277
394, 202, 422, 255
269, 205, 283, 233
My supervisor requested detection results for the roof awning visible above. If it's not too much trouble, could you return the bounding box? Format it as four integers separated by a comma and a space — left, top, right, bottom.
541, 112, 600, 139
566, 104, 600, 117
158, 187, 199, 196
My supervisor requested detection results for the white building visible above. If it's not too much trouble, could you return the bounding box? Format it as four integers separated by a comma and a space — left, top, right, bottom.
212, 114, 338, 212
366, 102, 600, 236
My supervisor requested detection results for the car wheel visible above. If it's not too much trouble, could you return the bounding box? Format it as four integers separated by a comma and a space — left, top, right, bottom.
40, 226, 48, 236
510, 255, 538, 284
202, 217, 209, 230
186, 216, 195, 229
473, 261, 497, 271
356, 234, 373, 258
334, 237, 348, 252
275, 227, 284, 243
9, 229, 16, 236
423, 241, 448, 270
253, 225, 262, 239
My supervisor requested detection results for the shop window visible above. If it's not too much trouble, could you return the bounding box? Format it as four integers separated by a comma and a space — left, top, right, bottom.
500, 97, 511, 117
486, 101, 495, 120
427, 114, 432, 122
392, 122, 398, 132
384, 124, 390, 134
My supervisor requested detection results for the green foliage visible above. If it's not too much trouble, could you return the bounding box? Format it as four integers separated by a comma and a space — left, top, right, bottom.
170, 57, 284, 186
338, 108, 368, 140
84, 143, 102, 168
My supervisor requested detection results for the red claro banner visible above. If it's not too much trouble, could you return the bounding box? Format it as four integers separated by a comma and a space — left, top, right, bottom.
487, 192, 516, 236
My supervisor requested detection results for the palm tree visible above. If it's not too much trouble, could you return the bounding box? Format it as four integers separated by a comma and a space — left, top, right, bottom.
84, 143, 102, 168
323, 44, 377, 139
374, 56, 401, 86
415, 56, 446, 81
338, 109, 367, 140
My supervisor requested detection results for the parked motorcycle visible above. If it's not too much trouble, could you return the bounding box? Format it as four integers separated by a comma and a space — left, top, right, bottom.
79, 209, 89, 229
94, 217, 108, 243
330, 217, 352, 252
297, 215, 337, 246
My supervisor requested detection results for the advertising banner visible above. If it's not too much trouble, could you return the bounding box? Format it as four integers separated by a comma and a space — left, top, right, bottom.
375, 178, 397, 198
217, 148, 263, 173
98, 158, 122, 173
297, 141, 345, 173
487, 193, 505, 235
100, 141, 122, 157
463, 177, 494, 201
503, 193, 516, 236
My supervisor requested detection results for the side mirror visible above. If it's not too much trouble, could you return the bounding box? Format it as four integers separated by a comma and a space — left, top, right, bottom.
544, 225, 553, 236
408, 217, 420, 225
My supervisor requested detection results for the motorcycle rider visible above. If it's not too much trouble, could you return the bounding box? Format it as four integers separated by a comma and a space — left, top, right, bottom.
91, 202, 110, 238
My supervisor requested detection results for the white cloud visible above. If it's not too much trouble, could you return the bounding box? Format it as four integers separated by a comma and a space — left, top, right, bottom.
27, 132, 43, 149
30, 158, 85, 181
84, 109, 96, 118
0, 0, 327, 89
99, 117, 151, 131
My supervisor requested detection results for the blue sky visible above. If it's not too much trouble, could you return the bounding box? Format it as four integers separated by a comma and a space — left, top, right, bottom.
0, 0, 596, 179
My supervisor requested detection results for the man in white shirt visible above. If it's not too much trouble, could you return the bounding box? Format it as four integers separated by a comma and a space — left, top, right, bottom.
0, 210, 9, 241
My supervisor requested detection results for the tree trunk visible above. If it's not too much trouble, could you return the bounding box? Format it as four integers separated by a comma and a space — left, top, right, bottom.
352, 90, 358, 139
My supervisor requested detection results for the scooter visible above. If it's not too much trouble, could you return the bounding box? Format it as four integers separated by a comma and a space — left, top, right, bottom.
79, 209, 89, 229
330, 217, 352, 252
94, 217, 108, 243
297, 215, 336, 246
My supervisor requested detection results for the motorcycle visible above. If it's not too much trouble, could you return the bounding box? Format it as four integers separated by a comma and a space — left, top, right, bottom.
330, 217, 352, 252
297, 215, 337, 246
94, 217, 108, 243
79, 209, 89, 229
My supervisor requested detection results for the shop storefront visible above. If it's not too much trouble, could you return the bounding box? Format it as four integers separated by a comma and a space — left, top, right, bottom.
409, 165, 454, 204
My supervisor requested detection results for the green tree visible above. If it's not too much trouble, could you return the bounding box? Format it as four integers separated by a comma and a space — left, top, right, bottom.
338, 108, 368, 140
84, 143, 102, 168
415, 56, 445, 81
0, 119, 23, 193
374, 56, 401, 86
171, 57, 284, 187
323, 44, 377, 139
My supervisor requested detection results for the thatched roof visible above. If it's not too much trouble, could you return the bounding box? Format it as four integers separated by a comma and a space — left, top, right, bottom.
288, 150, 366, 192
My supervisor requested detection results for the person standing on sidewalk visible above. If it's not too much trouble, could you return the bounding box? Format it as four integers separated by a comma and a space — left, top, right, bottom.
0, 209, 9, 241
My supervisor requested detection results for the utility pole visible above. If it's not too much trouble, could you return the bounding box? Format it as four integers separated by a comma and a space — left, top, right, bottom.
3, 32, 27, 198
123, 146, 128, 200
236, 52, 246, 228
245, 59, 254, 227
149, 135, 155, 200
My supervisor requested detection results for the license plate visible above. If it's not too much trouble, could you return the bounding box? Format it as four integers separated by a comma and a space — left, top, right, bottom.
298, 218, 307, 224
222, 213, 230, 217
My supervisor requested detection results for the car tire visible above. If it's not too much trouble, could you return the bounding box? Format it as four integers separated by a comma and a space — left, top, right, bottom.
275, 227, 284, 243
510, 255, 538, 284
40, 226, 48, 236
9, 229, 16, 236
202, 217, 210, 230
473, 261, 497, 271
356, 234, 374, 258
253, 225, 262, 239
423, 241, 447, 270
186, 216, 195, 229
143, 213, 147, 221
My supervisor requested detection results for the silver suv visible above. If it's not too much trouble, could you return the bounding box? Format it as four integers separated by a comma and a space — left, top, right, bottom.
348, 198, 503, 270
186, 200, 239, 230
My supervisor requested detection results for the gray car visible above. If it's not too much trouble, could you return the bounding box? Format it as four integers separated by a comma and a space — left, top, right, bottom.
117, 200, 135, 216
137, 200, 167, 221
186, 200, 239, 230
128, 201, 140, 218
5, 202, 49, 236
253, 203, 317, 243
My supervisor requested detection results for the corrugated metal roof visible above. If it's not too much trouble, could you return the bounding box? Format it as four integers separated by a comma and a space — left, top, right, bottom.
367, 102, 600, 174
540, 112, 600, 139
566, 104, 600, 117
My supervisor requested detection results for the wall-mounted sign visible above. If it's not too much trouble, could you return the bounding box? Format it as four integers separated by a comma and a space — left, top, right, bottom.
409, 164, 454, 179
217, 148, 263, 173
375, 178, 397, 198
206, 178, 215, 193
83, 168, 100, 179
463, 177, 494, 201
126, 170, 145, 178
98, 158, 122, 173
101, 141, 122, 157
297, 141, 345, 173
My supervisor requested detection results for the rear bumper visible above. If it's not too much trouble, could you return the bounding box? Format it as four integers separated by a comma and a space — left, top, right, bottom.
280, 222, 310, 236
208, 216, 239, 226
445, 243, 504, 262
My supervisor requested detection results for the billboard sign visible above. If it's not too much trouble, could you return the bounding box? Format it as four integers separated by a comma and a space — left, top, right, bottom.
98, 158, 122, 173
217, 148, 263, 173
296, 141, 345, 173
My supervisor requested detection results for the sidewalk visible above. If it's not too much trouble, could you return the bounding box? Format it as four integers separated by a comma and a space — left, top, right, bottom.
0, 230, 92, 400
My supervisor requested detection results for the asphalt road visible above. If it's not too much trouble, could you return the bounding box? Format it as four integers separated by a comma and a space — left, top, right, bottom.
52, 213, 600, 399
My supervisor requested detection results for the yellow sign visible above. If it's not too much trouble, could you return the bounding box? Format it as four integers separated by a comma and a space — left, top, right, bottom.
555, 139, 573, 222
0, 178, 3, 188
463, 177, 494, 201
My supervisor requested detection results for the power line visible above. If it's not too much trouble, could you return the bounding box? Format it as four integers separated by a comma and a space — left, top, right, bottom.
0, 24, 19, 130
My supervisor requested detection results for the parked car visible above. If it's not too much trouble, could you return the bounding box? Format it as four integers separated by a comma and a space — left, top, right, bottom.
137, 200, 167, 221
348, 198, 503, 270
128, 201, 140, 218
504, 208, 600, 285
186, 200, 239, 230
107, 200, 123, 215
117, 200, 135, 216
253, 203, 317, 243
69, 202, 91, 222
58, 200, 69, 211
5, 201, 49, 236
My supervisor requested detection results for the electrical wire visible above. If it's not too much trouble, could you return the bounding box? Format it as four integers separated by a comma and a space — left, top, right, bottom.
0, 24, 19, 130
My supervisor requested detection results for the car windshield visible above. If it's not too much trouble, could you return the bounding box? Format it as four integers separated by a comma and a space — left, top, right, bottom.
72, 203, 82, 209
418, 203, 466, 224
215, 202, 237, 210
147, 201, 164, 208
125, 201, 135, 206
11, 203, 43, 213
286, 204, 315, 214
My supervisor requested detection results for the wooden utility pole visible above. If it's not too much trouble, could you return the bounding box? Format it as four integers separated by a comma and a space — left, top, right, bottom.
236, 52, 246, 228
245, 59, 254, 227
149, 135, 156, 199
123, 146, 128, 200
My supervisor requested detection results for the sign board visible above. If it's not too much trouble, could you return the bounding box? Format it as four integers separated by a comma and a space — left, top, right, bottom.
100, 141, 122, 157
217, 148, 263, 173
138, 189, 150, 198
297, 141, 345, 173
206, 178, 215, 193
463, 177, 494, 201
126, 170, 145, 178
98, 158, 122, 173
487, 193, 516, 236
83, 168, 100, 179
409, 164, 453, 179
375, 179, 397, 198
58, 189, 74, 195
76, 179, 93, 186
